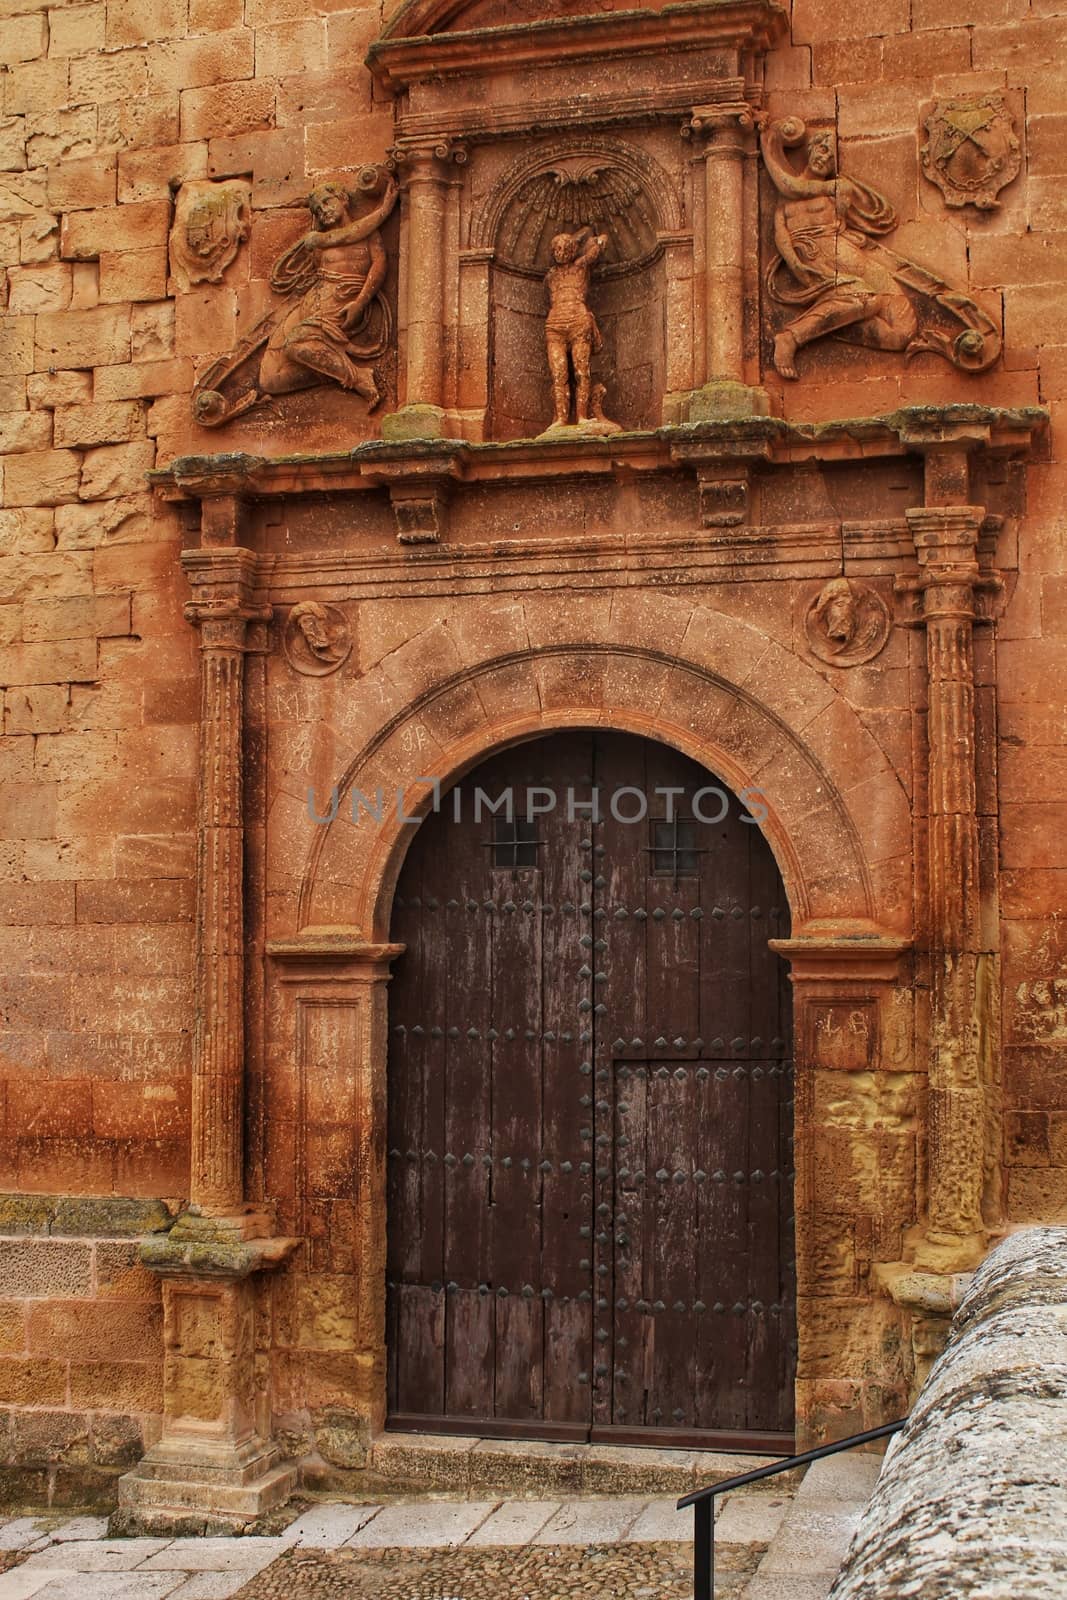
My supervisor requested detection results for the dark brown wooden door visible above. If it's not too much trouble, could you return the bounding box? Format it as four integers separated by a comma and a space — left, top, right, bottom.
386, 731, 795, 1450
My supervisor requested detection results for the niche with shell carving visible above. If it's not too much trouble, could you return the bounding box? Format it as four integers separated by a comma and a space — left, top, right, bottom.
474, 139, 682, 440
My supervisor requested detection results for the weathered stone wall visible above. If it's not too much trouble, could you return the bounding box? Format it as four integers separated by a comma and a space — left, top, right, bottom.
0, 1196, 168, 1505
831, 1226, 1067, 1598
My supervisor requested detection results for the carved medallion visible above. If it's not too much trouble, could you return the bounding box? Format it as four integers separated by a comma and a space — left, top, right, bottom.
283, 602, 353, 677
805, 578, 890, 668
761, 116, 1001, 379
169, 179, 251, 292
922, 97, 1021, 212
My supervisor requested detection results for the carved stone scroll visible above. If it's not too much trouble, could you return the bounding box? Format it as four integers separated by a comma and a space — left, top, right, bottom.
170, 179, 251, 293
761, 117, 1002, 380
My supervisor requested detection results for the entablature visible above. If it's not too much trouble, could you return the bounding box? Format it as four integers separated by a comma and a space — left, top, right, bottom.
153, 405, 1046, 503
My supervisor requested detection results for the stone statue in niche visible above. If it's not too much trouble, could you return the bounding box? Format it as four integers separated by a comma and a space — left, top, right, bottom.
805, 578, 891, 668
760, 117, 1000, 381
170, 179, 251, 292
191, 168, 397, 428
922, 97, 1021, 212
540, 227, 621, 437
283, 601, 353, 677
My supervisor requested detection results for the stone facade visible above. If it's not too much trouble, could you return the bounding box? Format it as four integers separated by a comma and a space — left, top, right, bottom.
0, 0, 1064, 1521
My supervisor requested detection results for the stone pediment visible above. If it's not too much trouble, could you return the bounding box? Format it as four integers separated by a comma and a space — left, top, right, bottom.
368, 0, 788, 94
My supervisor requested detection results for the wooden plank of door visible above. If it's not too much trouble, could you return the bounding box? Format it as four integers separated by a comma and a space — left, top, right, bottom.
442, 793, 495, 1418
540, 733, 595, 1427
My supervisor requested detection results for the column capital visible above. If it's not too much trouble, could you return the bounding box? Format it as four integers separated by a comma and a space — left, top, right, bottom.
903, 506, 1001, 623
388, 136, 468, 181
181, 547, 272, 637
683, 84, 757, 147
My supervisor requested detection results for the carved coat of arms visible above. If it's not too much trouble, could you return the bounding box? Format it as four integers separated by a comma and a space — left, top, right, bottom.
921, 97, 1021, 212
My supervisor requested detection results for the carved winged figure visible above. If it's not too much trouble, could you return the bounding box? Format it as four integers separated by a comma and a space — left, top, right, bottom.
192, 170, 398, 428
760, 118, 1000, 381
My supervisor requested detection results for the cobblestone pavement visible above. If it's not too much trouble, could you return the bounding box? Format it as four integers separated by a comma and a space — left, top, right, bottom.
0, 1447, 880, 1600
0, 1495, 786, 1600
236, 1540, 761, 1599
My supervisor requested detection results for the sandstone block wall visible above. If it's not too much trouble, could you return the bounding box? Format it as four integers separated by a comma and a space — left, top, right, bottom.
0, 0, 1065, 1490
0, 1196, 168, 1505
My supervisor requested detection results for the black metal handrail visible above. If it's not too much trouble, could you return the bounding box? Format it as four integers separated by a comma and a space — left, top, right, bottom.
677, 1418, 908, 1600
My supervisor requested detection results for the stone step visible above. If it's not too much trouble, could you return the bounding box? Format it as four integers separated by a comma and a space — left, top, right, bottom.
117, 1462, 297, 1521
362, 1433, 797, 1501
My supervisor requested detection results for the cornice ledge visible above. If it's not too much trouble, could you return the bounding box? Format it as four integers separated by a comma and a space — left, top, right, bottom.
267, 931, 406, 965
148, 405, 1048, 503
367, 0, 789, 91
770, 921, 912, 981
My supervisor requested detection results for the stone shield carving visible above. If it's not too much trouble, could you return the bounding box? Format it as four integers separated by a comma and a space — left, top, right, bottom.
170, 179, 252, 292
922, 97, 1021, 212
805, 578, 891, 667
283, 602, 353, 677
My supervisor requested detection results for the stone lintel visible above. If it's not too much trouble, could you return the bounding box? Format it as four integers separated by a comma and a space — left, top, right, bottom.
267, 934, 405, 983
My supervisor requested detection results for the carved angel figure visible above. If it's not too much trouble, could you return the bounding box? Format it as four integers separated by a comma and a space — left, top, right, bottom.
192, 169, 398, 428
760, 118, 1000, 380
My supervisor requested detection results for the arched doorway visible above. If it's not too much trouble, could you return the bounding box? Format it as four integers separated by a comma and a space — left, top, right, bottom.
386, 731, 796, 1450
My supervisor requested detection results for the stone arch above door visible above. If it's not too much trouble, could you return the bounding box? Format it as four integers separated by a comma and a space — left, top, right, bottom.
290, 594, 912, 941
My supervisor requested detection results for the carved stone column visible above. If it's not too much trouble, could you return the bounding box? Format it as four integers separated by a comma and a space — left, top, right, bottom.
185, 550, 267, 1217
683, 89, 771, 421
384, 138, 466, 441
118, 531, 300, 1533
907, 504, 993, 1269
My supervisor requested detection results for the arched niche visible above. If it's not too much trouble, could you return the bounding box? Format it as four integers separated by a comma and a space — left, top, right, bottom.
471, 139, 684, 439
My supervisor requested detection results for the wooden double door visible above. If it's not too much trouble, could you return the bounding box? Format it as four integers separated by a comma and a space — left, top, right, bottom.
386, 732, 796, 1450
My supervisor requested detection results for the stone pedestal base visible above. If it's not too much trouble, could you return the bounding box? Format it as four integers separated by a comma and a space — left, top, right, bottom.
116, 1437, 296, 1536
666, 380, 775, 423
381, 403, 449, 441
536, 417, 623, 441
117, 1210, 301, 1535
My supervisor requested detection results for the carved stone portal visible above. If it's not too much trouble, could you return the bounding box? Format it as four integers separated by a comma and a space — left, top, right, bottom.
805, 578, 891, 667
761, 117, 1001, 381
169, 179, 251, 293
921, 97, 1021, 212
192, 168, 397, 428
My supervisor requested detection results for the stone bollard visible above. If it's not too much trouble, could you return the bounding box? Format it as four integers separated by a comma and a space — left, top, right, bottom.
829, 1226, 1067, 1599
